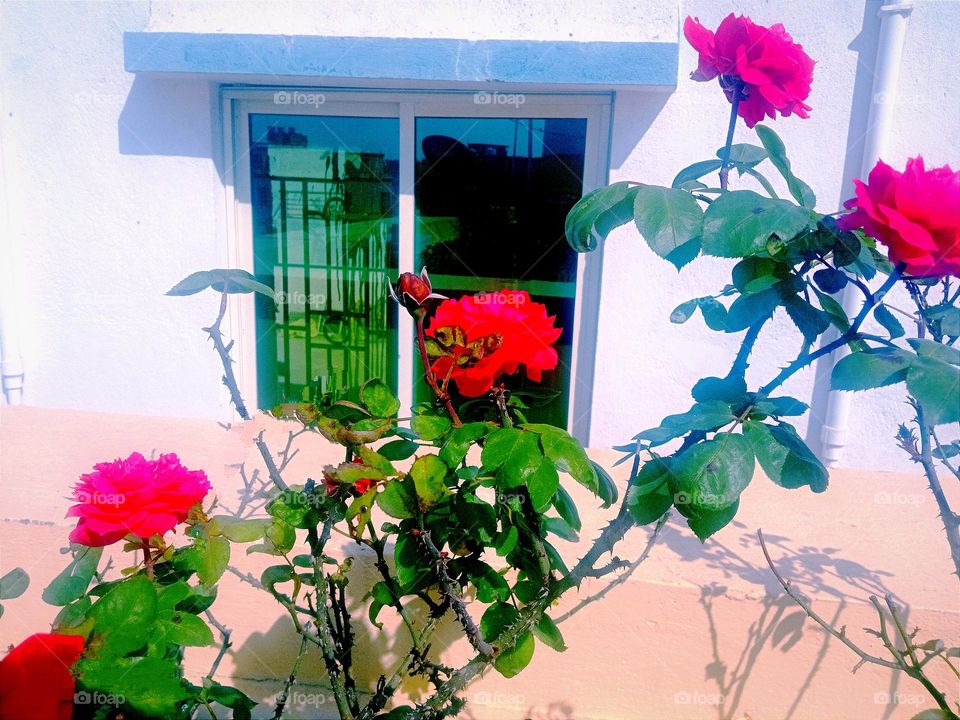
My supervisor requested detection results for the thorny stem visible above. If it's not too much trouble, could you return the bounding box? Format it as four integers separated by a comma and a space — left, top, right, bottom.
272, 633, 310, 720
914, 401, 960, 582
757, 263, 905, 397
419, 531, 495, 657
757, 530, 898, 670
415, 315, 463, 427
491, 384, 513, 428
718, 80, 744, 191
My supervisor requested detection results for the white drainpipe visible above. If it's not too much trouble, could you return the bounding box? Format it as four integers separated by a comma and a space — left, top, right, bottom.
0, 91, 24, 404
819, 0, 914, 466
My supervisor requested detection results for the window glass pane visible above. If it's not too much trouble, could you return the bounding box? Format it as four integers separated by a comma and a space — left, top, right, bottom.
249, 115, 400, 408
415, 117, 587, 426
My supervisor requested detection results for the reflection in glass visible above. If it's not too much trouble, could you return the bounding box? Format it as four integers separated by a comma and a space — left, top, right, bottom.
415, 117, 587, 426
249, 115, 400, 408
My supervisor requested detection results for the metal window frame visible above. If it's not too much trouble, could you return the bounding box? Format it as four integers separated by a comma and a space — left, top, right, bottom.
221, 87, 612, 442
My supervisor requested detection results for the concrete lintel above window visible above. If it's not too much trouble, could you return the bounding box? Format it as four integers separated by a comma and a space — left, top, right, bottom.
123, 32, 678, 87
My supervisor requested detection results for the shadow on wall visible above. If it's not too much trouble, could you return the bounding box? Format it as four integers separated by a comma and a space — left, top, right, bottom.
118, 75, 219, 165
806, 0, 884, 458
555, 515, 906, 720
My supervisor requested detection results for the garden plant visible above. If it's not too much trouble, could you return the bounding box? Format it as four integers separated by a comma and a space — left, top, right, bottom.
0, 11, 957, 720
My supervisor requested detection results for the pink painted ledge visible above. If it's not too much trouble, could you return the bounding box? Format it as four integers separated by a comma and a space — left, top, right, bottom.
1, 405, 957, 720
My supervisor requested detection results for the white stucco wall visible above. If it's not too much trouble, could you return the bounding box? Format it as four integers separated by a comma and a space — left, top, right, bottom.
0, 0, 957, 471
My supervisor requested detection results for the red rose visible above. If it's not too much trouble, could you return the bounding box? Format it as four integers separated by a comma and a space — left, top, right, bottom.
0, 633, 85, 720
66, 452, 210, 547
684, 14, 814, 128
426, 290, 562, 397
839, 157, 960, 277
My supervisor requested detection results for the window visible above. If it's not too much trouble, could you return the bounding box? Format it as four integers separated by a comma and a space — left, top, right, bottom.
225, 90, 610, 439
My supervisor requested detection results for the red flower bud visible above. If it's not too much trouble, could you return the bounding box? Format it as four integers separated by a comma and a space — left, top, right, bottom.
389, 268, 446, 314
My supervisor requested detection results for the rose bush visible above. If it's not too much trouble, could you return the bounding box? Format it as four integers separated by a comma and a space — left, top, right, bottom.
2, 10, 957, 720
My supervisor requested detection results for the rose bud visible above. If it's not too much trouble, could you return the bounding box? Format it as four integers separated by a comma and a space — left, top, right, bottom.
389, 268, 446, 315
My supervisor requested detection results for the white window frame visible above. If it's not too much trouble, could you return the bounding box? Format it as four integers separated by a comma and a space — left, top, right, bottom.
220, 87, 611, 442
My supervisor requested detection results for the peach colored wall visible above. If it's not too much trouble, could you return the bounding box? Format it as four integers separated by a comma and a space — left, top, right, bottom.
1, 405, 957, 719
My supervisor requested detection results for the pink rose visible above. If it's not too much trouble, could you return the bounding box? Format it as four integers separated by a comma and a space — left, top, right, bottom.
67, 452, 210, 547
839, 157, 960, 277
684, 14, 815, 128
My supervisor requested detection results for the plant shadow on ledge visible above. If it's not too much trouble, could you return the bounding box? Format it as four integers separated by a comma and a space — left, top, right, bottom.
1, 11, 957, 720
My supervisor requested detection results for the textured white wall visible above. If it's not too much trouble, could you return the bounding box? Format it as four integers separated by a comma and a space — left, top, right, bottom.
0, 0, 957, 471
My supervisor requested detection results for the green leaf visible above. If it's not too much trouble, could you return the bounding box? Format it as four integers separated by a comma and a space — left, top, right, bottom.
632, 184, 704, 270
697, 297, 728, 330
260, 565, 295, 602
439, 422, 490, 467
377, 477, 418, 519
672, 159, 722, 189
551, 485, 582, 532
76, 656, 191, 717
208, 516, 272, 543
157, 611, 214, 646
533, 614, 567, 652
670, 433, 755, 516
874, 304, 905, 339
480, 602, 536, 677
813, 288, 852, 332
752, 395, 808, 417
42, 545, 103, 606
724, 287, 779, 332
692, 376, 748, 404
784, 295, 831, 343
495, 631, 535, 678
0, 568, 29, 600
907, 355, 960, 425
410, 455, 450, 510
718, 143, 768, 167
266, 489, 320, 529
544, 516, 579, 542
754, 125, 817, 207
198, 536, 231, 585
88, 576, 158, 660
702, 190, 814, 258
394, 533, 433, 593
361, 378, 401, 417
813, 267, 848, 294
909, 338, 960, 365
910, 711, 954, 720
687, 500, 740, 542
378, 439, 420, 461
166, 268, 274, 298
206, 683, 256, 719
495, 525, 520, 556
831, 348, 913, 391
626, 458, 673, 525
926, 304, 960, 336
527, 457, 560, 512
591, 461, 619, 507
744, 421, 828, 492
411, 414, 452, 441
565, 181, 638, 252
670, 298, 699, 324
482, 428, 543, 486
521, 424, 604, 503
469, 563, 510, 603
